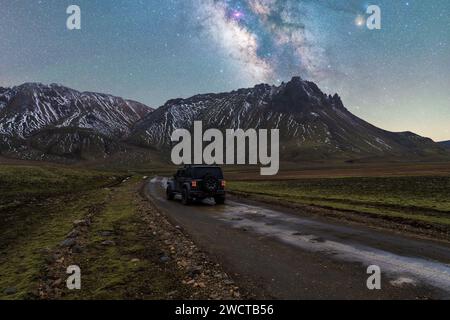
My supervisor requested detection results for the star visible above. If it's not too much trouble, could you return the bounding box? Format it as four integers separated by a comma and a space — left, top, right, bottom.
355, 15, 365, 27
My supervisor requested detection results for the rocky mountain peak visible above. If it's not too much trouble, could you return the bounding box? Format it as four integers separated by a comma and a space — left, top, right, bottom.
0, 83, 153, 139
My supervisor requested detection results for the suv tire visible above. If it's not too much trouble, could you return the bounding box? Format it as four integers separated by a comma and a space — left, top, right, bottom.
166, 186, 174, 201
181, 188, 191, 206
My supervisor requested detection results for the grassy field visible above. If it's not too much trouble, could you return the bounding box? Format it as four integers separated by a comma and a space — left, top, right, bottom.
0, 165, 118, 206
0, 165, 119, 298
229, 176, 450, 229
0, 165, 190, 299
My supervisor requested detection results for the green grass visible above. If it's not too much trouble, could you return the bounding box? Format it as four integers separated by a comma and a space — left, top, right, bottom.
0, 165, 120, 299
64, 177, 189, 300
0, 165, 118, 206
0, 165, 188, 300
229, 176, 450, 227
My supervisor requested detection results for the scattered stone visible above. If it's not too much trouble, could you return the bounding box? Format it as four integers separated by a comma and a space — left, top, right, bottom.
44, 254, 57, 264
60, 238, 76, 248
4, 288, 17, 295
224, 280, 235, 285
187, 266, 203, 278
99, 230, 114, 237
73, 219, 88, 227
72, 245, 83, 254
101, 240, 116, 246
131, 258, 140, 263
168, 290, 178, 296
66, 230, 80, 238
52, 279, 62, 287
160, 255, 170, 263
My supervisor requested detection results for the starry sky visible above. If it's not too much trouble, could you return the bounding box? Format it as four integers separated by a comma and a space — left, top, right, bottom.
0, 0, 449, 141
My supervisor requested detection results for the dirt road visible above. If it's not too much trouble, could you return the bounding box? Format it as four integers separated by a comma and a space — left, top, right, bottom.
146, 177, 450, 300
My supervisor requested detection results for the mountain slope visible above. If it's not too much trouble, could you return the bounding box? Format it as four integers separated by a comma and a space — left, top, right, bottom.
129, 77, 448, 161
0, 83, 153, 161
0, 83, 152, 139
439, 141, 450, 149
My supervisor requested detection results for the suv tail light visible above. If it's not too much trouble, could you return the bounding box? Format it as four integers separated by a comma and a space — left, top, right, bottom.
191, 180, 198, 188
221, 180, 226, 188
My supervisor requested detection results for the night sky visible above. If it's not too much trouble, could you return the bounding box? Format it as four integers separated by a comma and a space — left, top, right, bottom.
0, 0, 449, 141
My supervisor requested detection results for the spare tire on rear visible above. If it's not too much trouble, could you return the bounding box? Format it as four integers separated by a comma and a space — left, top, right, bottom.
202, 174, 219, 193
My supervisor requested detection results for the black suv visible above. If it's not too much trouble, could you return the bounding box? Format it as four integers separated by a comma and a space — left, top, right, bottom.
166, 165, 226, 205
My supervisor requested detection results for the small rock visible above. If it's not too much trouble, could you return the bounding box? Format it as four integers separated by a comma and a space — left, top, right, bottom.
44, 255, 57, 265
187, 266, 203, 278
131, 258, 140, 263
73, 220, 88, 227
4, 288, 17, 295
160, 256, 170, 263
60, 238, 76, 248
72, 245, 83, 254
67, 230, 80, 239
224, 280, 235, 285
52, 279, 62, 287
101, 240, 116, 246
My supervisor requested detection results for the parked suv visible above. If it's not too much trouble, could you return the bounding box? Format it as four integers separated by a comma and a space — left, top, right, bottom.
166, 165, 226, 205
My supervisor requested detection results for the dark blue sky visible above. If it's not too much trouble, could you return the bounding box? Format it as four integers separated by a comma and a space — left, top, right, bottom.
0, 0, 449, 140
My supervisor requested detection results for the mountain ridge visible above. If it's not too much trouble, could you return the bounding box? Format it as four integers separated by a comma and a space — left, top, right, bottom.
1, 79, 449, 163
0, 83, 153, 161
128, 77, 448, 161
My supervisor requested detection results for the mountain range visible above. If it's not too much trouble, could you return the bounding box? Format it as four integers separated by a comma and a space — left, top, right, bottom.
0, 78, 448, 163
0, 83, 152, 161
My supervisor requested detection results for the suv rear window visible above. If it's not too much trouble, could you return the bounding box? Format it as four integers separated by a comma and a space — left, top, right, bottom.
192, 167, 224, 179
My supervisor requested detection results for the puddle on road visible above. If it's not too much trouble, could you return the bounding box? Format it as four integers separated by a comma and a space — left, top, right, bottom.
219, 201, 450, 294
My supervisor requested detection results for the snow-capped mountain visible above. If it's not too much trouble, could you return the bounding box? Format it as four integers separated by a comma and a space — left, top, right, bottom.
129, 77, 448, 161
0, 83, 152, 161
0, 79, 448, 162
0, 83, 152, 139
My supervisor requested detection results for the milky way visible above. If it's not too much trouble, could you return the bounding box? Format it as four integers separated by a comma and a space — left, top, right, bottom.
194, 0, 327, 82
